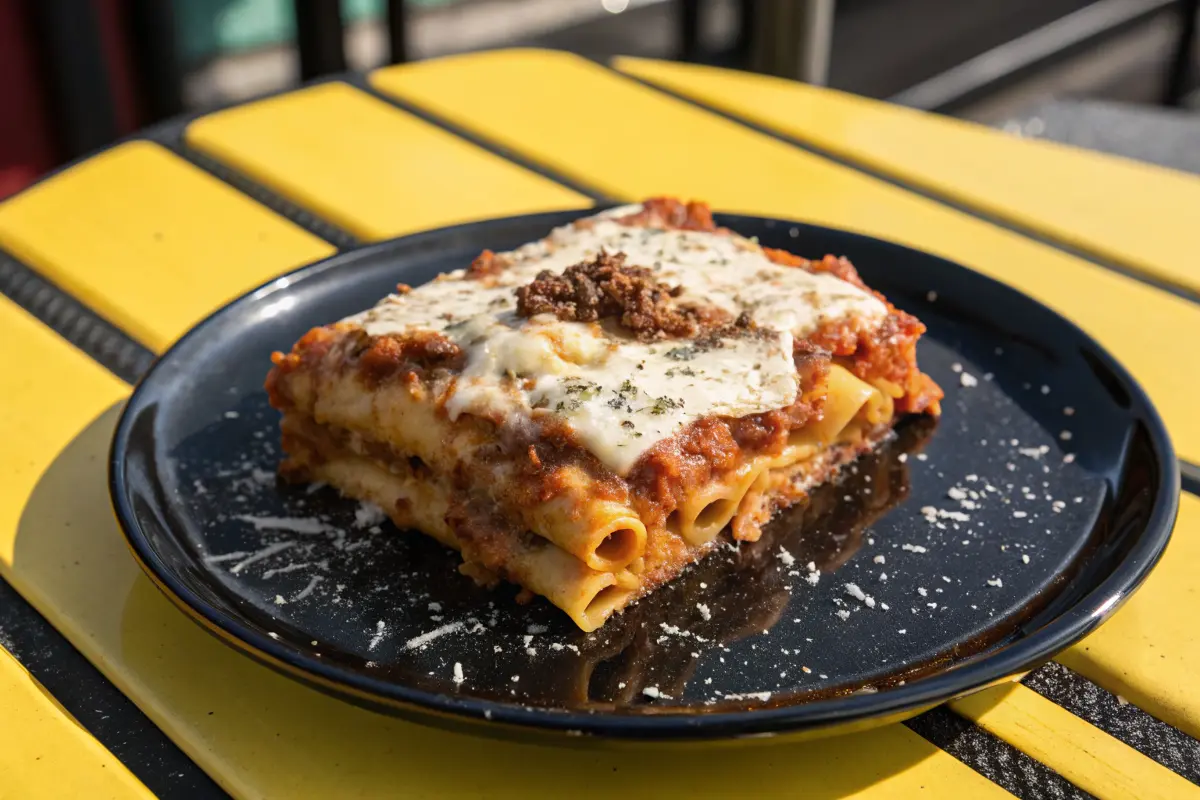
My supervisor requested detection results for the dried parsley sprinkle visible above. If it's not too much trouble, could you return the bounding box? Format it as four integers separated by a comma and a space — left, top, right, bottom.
620, 420, 635, 429
666, 345, 698, 361
649, 396, 684, 415
606, 380, 638, 411
563, 379, 600, 400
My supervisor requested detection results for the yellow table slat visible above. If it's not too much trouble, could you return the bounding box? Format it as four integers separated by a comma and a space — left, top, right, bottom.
0, 141, 334, 352
615, 58, 1200, 296
184, 81, 592, 242
0, 296, 144, 799
0, 646, 152, 800
0, 185, 1005, 799
949, 683, 1200, 800
1059, 492, 1200, 741
0, 295, 128, 566
370, 49, 1200, 470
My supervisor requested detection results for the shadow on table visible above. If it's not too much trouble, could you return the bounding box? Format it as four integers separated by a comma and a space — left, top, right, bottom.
11, 403, 955, 798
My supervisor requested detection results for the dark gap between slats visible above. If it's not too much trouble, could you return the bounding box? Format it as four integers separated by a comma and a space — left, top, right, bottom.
1025, 662, 1200, 785
139, 86, 362, 252
345, 73, 613, 204
174, 145, 361, 252
0, 249, 154, 382
905, 706, 1094, 799
1180, 461, 1200, 496
0, 578, 228, 798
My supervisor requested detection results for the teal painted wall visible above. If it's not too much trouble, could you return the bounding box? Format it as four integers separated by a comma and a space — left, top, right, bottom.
173, 0, 453, 65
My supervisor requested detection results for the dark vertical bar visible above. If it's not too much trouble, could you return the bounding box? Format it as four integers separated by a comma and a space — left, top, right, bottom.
294, 0, 346, 82
125, 0, 186, 122
386, 0, 408, 64
27, 0, 119, 158
1163, 0, 1198, 105
680, 0, 702, 62
733, 0, 757, 66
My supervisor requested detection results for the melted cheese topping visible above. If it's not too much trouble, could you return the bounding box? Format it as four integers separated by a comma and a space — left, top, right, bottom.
345, 206, 887, 474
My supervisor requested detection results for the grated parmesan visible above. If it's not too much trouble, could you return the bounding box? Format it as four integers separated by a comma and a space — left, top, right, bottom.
368, 620, 387, 651
403, 621, 464, 650
234, 515, 328, 535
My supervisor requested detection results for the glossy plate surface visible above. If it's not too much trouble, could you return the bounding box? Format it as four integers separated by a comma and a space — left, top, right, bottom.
110, 210, 1178, 741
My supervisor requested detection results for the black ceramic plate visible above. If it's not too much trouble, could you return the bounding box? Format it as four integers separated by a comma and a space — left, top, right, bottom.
111, 210, 1178, 742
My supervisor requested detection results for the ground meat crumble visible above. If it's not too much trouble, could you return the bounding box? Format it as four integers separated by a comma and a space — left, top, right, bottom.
514, 250, 728, 341
354, 329, 464, 386
465, 249, 511, 279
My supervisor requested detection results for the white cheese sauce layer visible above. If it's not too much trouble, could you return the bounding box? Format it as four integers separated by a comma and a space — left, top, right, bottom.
344, 205, 887, 475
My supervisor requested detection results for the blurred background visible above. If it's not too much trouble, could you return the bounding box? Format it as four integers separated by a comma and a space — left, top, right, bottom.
3, 0, 1198, 199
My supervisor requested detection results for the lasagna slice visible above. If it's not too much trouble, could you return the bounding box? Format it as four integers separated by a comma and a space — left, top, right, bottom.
265, 198, 942, 632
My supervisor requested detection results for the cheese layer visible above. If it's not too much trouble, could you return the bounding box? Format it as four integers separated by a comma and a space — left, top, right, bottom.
345, 206, 887, 474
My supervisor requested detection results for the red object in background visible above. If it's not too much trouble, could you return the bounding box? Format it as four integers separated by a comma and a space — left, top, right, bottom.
96, 0, 145, 134
0, 0, 57, 200
0, 0, 144, 200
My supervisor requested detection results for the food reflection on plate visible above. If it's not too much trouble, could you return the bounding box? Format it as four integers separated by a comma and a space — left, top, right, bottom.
175, 406, 934, 710
569, 417, 935, 709
354, 417, 936, 710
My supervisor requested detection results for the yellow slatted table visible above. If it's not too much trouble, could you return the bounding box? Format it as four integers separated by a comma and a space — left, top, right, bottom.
0, 142, 335, 352
949, 684, 1198, 800
0, 53, 1197, 799
613, 58, 1200, 296
183, 82, 589, 242
0, 643, 151, 800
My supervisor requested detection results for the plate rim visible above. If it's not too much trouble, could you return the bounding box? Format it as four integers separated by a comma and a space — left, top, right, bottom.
109, 208, 1181, 740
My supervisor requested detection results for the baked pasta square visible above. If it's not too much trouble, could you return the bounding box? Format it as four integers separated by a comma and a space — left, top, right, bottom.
265, 198, 942, 631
